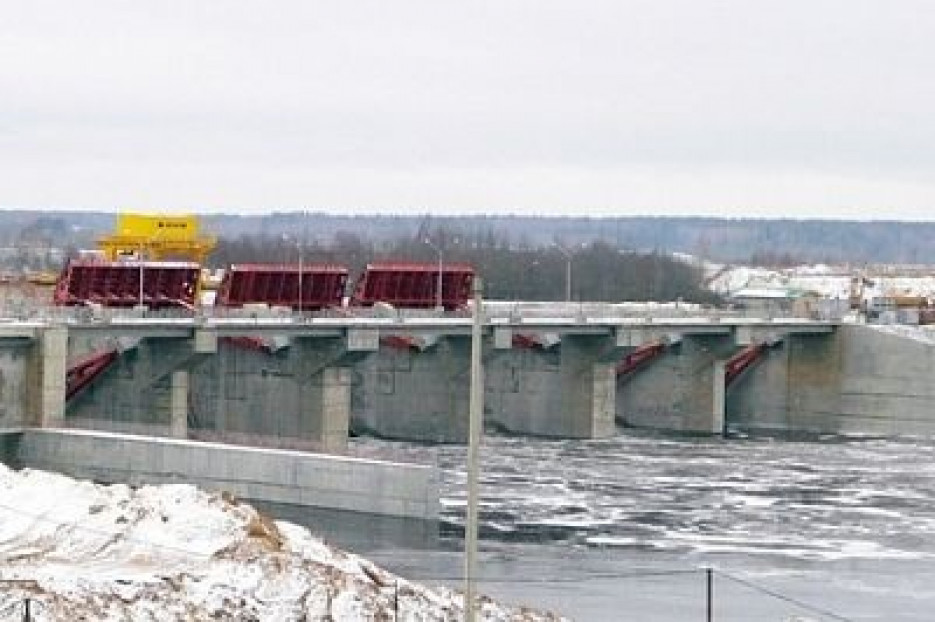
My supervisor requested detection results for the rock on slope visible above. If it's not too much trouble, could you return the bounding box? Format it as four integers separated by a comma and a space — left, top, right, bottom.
0, 464, 564, 621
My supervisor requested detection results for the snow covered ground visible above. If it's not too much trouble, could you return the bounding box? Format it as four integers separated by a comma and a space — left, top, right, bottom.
0, 464, 563, 621
706, 262, 935, 301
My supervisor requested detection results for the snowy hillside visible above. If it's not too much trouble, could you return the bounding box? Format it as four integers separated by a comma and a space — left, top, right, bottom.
0, 465, 563, 621
705, 263, 935, 300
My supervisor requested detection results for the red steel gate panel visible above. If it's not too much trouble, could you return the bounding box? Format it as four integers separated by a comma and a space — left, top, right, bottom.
53, 260, 200, 309
216, 264, 348, 310
350, 262, 474, 310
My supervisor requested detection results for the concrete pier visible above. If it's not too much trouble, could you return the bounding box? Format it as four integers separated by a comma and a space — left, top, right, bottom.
67, 337, 200, 433
618, 334, 737, 433
189, 337, 353, 450
352, 336, 471, 443
19, 315, 935, 443
170, 370, 189, 438
28, 327, 67, 428
727, 325, 935, 436
486, 334, 616, 438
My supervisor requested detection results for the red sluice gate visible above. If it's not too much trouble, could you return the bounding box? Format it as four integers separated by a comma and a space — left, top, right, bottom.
216, 264, 348, 310
350, 262, 475, 310
54, 260, 200, 309
725, 343, 767, 386
616, 341, 666, 376
66, 348, 120, 401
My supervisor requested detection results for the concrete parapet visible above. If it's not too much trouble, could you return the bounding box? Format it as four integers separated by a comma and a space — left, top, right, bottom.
3, 428, 438, 521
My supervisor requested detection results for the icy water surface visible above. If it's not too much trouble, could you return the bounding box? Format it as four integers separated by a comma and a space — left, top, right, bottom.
345, 432, 935, 621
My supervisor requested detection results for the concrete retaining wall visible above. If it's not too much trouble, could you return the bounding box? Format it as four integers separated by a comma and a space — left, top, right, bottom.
728, 325, 935, 436
2, 429, 438, 521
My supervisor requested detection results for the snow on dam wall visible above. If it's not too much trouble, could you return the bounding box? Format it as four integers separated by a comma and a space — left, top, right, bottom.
0, 428, 439, 522
728, 324, 935, 436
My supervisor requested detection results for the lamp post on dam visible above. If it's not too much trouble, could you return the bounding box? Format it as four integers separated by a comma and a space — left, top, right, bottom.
423, 237, 444, 310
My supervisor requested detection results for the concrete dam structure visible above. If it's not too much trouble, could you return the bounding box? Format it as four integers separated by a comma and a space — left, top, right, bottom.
1, 312, 934, 445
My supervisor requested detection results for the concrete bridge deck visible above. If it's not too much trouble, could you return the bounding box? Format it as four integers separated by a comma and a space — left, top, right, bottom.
5, 306, 930, 448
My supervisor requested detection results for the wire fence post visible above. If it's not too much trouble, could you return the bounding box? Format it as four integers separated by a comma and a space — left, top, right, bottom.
23, 598, 32, 622
706, 568, 713, 622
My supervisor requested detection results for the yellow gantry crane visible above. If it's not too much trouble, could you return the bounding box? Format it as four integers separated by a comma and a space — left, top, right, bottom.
97, 213, 217, 264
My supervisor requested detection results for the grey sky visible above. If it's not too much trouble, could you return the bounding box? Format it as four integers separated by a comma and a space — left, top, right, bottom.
2, 1, 933, 218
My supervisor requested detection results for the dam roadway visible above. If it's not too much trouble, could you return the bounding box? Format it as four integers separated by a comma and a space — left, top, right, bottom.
0, 309, 839, 445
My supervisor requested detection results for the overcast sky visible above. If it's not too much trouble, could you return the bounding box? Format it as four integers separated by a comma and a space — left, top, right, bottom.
2, 1, 933, 218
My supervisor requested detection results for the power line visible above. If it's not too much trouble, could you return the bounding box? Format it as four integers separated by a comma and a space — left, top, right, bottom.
405, 568, 702, 585
0, 498, 866, 621
717, 570, 855, 622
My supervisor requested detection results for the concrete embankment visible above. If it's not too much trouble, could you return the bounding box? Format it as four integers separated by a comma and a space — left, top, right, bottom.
728, 324, 935, 436
0, 429, 439, 523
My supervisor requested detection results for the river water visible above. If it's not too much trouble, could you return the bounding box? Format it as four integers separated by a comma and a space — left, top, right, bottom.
313, 432, 935, 621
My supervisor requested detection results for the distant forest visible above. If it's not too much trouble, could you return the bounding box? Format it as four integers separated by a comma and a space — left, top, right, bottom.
7, 209, 935, 302
5, 209, 934, 266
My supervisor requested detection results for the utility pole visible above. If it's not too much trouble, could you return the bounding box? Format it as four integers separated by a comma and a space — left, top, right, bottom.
463, 277, 483, 621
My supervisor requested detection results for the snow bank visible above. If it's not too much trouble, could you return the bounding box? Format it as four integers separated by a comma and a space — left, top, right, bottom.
0, 464, 563, 621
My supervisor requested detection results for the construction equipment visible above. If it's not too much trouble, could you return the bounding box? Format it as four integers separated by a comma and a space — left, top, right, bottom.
25, 271, 59, 286
66, 348, 120, 401
97, 213, 216, 264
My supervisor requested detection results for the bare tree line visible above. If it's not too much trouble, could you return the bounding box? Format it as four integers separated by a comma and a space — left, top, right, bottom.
209, 228, 720, 304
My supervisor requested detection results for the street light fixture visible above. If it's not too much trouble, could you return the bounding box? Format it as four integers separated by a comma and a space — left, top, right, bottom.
299, 210, 309, 315
297, 238, 303, 314
282, 229, 306, 314
138, 229, 167, 311
554, 243, 573, 302
423, 237, 443, 310
138, 243, 145, 310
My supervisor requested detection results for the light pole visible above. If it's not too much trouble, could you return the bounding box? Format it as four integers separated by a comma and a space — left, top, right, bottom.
297, 210, 307, 314
138, 230, 165, 310
554, 243, 572, 302
138, 242, 145, 309
423, 237, 443, 310
297, 240, 303, 313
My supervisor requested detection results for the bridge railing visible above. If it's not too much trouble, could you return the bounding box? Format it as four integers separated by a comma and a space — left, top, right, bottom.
0, 299, 847, 325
